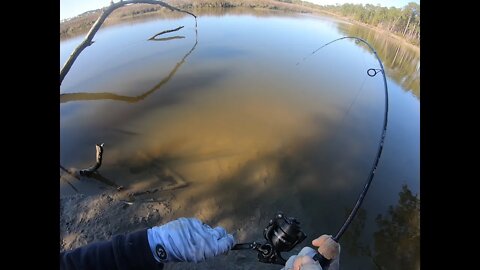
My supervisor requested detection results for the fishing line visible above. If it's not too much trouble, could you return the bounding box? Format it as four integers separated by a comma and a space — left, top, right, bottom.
340, 75, 367, 125
303, 36, 389, 244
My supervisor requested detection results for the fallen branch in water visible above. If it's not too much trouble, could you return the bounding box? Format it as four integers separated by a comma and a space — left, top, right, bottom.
130, 188, 159, 197
149, 35, 185, 42
80, 143, 104, 176
60, 0, 197, 85
60, 29, 198, 104
148, 26, 184, 40
60, 174, 79, 193
60, 164, 80, 180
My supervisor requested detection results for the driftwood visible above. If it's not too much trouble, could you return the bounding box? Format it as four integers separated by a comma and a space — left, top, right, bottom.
60, 0, 197, 85
60, 173, 79, 193
90, 172, 125, 190
60, 164, 80, 180
149, 35, 185, 42
79, 143, 104, 176
60, 165, 80, 192
148, 25, 184, 40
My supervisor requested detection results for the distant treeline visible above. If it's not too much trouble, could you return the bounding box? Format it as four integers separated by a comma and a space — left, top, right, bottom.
61, 0, 420, 46
320, 2, 420, 45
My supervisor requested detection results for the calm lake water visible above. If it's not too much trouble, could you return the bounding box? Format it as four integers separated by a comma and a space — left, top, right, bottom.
60, 9, 419, 270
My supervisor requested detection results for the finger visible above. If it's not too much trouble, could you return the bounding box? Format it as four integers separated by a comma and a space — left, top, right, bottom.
297, 247, 317, 258
284, 255, 297, 270
182, 217, 203, 229
212, 226, 227, 239
192, 217, 205, 226
312, 234, 331, 247
215, 234, 235, 254
293, 255, 316, 270
316, 237, 340, 260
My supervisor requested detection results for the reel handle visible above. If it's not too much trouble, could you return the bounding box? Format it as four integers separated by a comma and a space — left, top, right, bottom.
231, 243, 255, 250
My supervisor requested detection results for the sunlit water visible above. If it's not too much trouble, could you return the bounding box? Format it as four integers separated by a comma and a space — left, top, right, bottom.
60, 9, 419, 269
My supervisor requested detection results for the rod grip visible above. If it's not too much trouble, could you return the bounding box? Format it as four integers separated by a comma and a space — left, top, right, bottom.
231, 243, 253, 250
313, 253, 332, 269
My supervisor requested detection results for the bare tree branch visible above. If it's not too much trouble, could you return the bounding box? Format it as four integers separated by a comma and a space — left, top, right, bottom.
60, 164, 80, 180
148, 25, 184, 40
60, 0, 197, 85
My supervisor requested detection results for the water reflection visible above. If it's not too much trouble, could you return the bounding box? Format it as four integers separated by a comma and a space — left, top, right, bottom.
337, 22, 420, 98
60, 31, 198, 104
373, 184, 420, 269
341, 184, 420, 269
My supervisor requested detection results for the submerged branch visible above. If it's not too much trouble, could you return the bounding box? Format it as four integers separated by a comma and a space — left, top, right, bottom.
148, 26, 184, 40
60, 164, 80, 180
60, 0, 197, 85
150, 36, 185, 42
79, 143, 104, 176
60, 30, 198, 104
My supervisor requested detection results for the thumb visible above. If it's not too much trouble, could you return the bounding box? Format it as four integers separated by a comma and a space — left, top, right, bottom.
216, 234, 235, 254
312, 235, 331, 247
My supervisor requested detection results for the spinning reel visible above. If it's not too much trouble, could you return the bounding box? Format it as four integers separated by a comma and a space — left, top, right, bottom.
232, 212, 306, 265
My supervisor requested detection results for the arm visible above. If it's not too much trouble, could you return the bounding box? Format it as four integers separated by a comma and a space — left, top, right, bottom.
60, 217, 235, 270
60, 229, 162, 270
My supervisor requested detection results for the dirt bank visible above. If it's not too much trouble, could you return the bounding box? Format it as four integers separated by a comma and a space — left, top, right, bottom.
60, 186, 291, 269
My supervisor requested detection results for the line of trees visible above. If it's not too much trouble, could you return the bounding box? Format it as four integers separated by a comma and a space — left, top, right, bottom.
321, 2, 420, 45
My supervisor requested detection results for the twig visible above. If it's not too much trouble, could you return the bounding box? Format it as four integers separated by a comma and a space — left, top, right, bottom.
149, 36, 185, 42
130, 188, 159, 196
148, 26, 184, 40
60, 175, 79, 193
60, 164, 80, 180
60, 0, 197, 85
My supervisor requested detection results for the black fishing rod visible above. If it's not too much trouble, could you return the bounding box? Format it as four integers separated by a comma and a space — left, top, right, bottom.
308, 36, 389, 268
232, 36, 389, 269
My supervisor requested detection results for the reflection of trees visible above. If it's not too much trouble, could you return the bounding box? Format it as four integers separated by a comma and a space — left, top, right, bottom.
337, 23, 420, 98
373, 184, 420, 269
341, 184, 420, 269
341, 207, 370, 256
60, 31, 198, 104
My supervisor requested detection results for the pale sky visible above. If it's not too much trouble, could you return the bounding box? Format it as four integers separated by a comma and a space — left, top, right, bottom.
60, 0, 420, 20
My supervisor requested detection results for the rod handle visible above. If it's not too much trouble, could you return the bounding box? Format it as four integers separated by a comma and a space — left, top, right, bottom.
231, 243, 254, 250
313, 253, 332, 269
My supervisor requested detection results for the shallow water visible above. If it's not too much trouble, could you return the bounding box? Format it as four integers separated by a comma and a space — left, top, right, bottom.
60, 9, 419, 269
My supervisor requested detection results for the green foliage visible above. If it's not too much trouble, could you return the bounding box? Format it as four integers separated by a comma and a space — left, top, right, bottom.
322, 2, 420, 45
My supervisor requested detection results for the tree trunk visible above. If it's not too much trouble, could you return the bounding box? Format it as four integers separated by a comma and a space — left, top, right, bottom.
403, 13, 412, 37
389, 16, 400, 32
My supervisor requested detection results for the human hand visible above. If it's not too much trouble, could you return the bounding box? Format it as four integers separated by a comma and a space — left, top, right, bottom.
312, 235, 340, 261
147, 217, 235, 263
282, 235, 340, 270
283, 247, 322, 270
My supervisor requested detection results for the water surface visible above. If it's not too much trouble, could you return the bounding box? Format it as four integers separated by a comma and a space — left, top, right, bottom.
60, 9, 419, 269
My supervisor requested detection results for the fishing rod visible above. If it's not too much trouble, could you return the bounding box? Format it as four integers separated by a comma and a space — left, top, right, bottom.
231, 36, 389, 269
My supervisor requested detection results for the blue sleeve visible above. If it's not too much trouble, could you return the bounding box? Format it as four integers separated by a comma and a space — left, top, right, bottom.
60, 229, 164, 270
